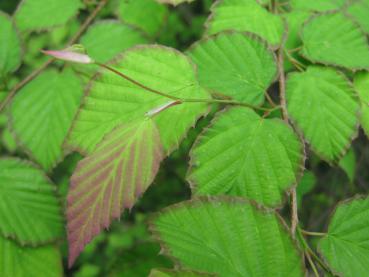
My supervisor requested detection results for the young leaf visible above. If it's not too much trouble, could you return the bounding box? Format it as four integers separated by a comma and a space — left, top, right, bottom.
286, 66, 359, 162
188, 107, 304, 207
338, 148, 356, 183
80, 20, 148, 63
0, 235, 63, 277
150, 197, 305, 276
205, 0, 285, 48
10, 69, 83, 170
0, 12, 22, 78
346, 0, 369, 34
319, 196, 369, 277
354, 72, 369, 138
290, 0, 345, 12
14, 0, 82, 32
149, 268, 212, 277
66, 45, 209, 155
0, 158, 63, 245
301, 12, 369, 70
117, 0, 168, 37
187, 31, 277, 105
67, 119, 164, 266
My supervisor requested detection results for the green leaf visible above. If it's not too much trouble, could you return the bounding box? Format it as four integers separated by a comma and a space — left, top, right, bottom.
286, 66, 359, 162
319, 196, 369, 277
354, 72, 369, 138
0, 235, 63, 277
117, 0, 168, 37
188, 31, 277, 105
14, 0, 81, 32
150, 197, 305, 276
66, 45, 209, 155
205, 0, 285, 48
67, 119, 164, 266
80, 20, 148, 63
301, 12, 369, 70
283, 10, 310, 71
10, 69, 83, 170
0, 12, 22, 78
290, 0, 345, 12
188, 107, 304, 207
0, 158, 63, 245
296, 171, 316, 208
149, 268, 212, 277
338, 148, 356, 183
346, 0, 369, 34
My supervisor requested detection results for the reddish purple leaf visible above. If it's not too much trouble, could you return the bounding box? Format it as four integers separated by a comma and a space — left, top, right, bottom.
67, 119, 164, 266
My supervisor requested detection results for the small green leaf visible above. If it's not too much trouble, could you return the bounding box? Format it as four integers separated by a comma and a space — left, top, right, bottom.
0, 158, 63, 245
150, 197, 305, 276
80, 20, 148, 63
0, 235, 63, 277
296, 171, 316, 207
67, 119, 164, 266
319, 196, 369, 277
0, 12, 22, 78
117, 0, 168, 37
66, 45, 209, 155
188, 107, 304, 207
354, 72, 369, 138
286, 66, 359, 162
290, 0, 345, 12
338, 148, 356, 183
10, 69, 84, 170
14, 0, 81, 32
301, 12, 369, 70
346, 0, 369, 34
188, 31, 277, 105
205, 0, 285, 48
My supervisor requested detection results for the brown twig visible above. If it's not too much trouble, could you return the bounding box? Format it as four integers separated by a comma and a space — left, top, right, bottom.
0, 0, 109, 113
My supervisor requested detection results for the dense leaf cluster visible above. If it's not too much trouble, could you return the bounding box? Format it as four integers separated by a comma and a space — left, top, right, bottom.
1, 0, 369, 276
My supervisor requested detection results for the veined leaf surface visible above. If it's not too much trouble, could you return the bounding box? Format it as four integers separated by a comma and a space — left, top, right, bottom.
286, 66, 359, 161
188, 107, 304, 207
0, 158, 63, 245
188, 31, 277, 105
150, 197, 305, 276
67, 119, 164, 266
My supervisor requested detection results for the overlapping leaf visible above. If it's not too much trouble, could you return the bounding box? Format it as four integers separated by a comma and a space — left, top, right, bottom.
150, 197, 305, 276
296, 171, 316, 208
14, 0, 81, 32
301, 12, 369, 70
188, 31, 277, 105
319, 196, 369, 277
290, 0, 345, 12
0, 235, 63, 277
354, 72, 369, 137
286, 66, 359, 161
0, 158, 63, 245
117, 0, 168, 37
346, 0, 369, 34
205, 0, 284, 48
67, 119, 164, 266
0, 12, 21, 78
80, 20, 148, 63
339, 149, 356, 183
66, 45, 209, 155
10, 69, 83, 170
188, 107, 304, 207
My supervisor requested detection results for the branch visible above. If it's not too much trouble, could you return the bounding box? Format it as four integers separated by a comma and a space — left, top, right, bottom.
0, 0, 109, 113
